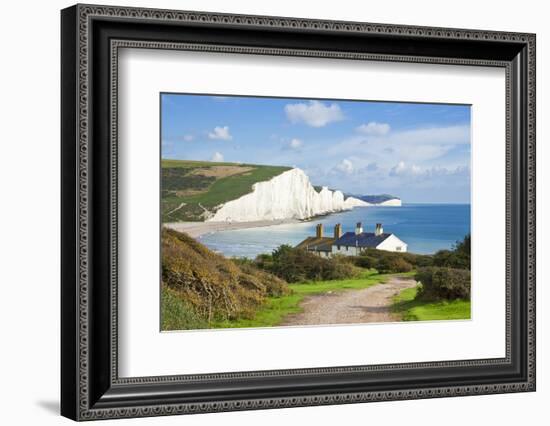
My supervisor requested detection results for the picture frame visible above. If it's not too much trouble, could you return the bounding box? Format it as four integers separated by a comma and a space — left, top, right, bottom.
61, 3, 536, 421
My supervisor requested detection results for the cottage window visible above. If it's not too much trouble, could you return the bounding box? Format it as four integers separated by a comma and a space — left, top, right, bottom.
396, 246, 402, 251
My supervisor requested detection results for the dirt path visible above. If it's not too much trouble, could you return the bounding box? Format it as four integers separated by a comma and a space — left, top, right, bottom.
281, 277, 417, 326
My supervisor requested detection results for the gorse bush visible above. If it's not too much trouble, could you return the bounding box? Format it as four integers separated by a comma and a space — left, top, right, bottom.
348, 234, 471, 275
255, 235, 471, 279
254, 245, 359, 283
415, 266, 471, 301
352, 255, 378, 269
376, 256, 413, 273
352, 248, 430, 272
161, 228, 289, 329
161, 286, 208, 330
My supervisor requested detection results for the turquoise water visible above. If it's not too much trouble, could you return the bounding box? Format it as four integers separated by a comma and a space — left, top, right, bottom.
197, 204, 470, 258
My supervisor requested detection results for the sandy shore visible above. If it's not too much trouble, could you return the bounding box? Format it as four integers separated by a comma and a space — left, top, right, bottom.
164, 219, 300, 238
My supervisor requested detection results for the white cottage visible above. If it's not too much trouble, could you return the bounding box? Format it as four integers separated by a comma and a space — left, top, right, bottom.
297, 222, 407, 257
331, 223, 407, 255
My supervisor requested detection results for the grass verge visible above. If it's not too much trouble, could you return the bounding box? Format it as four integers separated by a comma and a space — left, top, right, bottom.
161, 286, 209, 331
392, 286, 471, 321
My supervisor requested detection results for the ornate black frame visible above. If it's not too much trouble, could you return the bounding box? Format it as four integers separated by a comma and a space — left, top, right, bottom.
61, 4, 536, 421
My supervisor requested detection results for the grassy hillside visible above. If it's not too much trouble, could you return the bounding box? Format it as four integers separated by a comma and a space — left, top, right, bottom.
161, 228, 289, 330
162, 159, 291, 222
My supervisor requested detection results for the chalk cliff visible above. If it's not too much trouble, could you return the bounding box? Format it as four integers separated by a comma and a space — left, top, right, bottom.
355, 194, 402, 206
207, 168, 369, 222
377, 198, 402, 206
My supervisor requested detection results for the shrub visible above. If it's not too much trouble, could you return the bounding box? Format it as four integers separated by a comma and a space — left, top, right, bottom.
433, 234, 471, 270
415, 266, 470, 301
357, 248, 434, 270
161, 228, 290, 327
256, 245, 358, 283
432, 250, 453, 266
325, 255, 362, 280
235, 260, 288, 297
353, 255, 378, 269
404, 253, 434, 268
376, 256, 413, 273
161, 286, 208, 330
350, 234, 470, 273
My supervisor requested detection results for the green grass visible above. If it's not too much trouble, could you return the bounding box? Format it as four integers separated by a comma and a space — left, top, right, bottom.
211, 270, 399, 329
392, 286, 471, 321
182, 164, 291, 207
161, 159, 236, 169
161, 286, 209, 331
161, 159, 291, 222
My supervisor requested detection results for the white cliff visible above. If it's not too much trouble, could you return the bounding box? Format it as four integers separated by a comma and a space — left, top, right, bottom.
207, 168, 369, 222
377, 198, 402, 206
344, 197, 372, 208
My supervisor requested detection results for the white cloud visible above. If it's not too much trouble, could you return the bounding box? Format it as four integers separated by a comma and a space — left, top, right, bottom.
284, 100, 344, 127
402, 144, 453, 162
390, 161, 407, 176
208, 126, 232, 140
336, 159, 354, 174
389, 161, 469, 179
356, 122, 391, 136
388, 125, 470, 145
210, 152, 224, 162
327, 124, 470, 166
289, 138, 303, 149
389, 161, 424, 177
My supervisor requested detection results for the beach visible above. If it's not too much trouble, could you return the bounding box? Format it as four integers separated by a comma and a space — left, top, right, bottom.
164, 219, 299, 238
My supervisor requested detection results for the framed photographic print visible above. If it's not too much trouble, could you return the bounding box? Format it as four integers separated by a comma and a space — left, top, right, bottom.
61, 4, 536, 421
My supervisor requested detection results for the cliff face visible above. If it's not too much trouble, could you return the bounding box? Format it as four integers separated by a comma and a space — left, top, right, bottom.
377, 198, 402, 206
355, 194, 402, 206
207, 168, 368, 222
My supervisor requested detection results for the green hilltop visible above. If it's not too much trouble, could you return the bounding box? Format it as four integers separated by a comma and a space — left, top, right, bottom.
161, 159, 291, 222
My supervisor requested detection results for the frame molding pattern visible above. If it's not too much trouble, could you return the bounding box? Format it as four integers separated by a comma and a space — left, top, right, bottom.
86, 384, 529, 420
67, 4, 535, 420
109, 39, 512, 381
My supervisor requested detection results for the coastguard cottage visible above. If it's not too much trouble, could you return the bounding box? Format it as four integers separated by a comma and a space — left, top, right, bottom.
296, 222, 407, 257
294, 223, 340, 258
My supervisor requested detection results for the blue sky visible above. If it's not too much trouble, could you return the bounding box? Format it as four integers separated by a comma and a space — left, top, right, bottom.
161, 94, 471, 203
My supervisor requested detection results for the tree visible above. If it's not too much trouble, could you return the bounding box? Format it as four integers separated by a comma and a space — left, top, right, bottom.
433, 234, 470, 270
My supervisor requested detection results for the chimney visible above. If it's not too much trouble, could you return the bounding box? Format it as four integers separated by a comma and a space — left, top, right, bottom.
334, 223, 342, 239
375, 223, 383, 236
355, 222, 363, 235
316, 223, 324, 238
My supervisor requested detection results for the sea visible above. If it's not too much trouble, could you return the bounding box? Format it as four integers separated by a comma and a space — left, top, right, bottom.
197, 204, 471, 258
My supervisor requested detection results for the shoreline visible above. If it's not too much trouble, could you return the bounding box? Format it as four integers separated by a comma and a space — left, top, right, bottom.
164, 219, 300, 238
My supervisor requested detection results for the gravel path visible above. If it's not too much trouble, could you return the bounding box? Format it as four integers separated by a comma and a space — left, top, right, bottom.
281, 276, 417, 326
